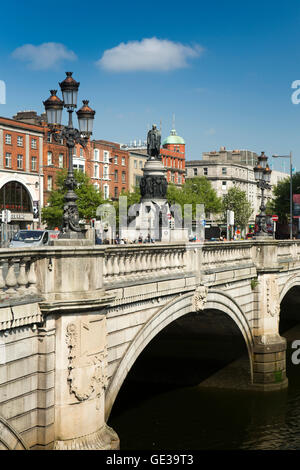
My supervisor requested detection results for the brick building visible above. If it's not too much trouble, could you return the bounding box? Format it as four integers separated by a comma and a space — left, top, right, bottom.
91, 140, 129, 200
161, 127, 186, 185
0, 116, 44, 230
13, 111, 68, 207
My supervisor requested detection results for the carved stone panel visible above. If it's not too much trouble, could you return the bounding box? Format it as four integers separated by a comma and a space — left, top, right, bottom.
265, 277, 280, 318
192, 284, 208, 312
66, 316, 108, 402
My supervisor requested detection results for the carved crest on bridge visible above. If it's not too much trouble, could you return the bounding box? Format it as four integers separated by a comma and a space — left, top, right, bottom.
192, 284, 208, 312
66, 317, 108, 402
266, 277, 280, 318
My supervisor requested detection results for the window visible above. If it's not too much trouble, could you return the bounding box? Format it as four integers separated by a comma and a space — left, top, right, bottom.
193, 168, 198, 176
94, 149, 100, 161
17, 136, 23, 147
114, 170, 118, 182
31, 138, 37, 149
47, 132, 52, 143
104, 151, 109, 163
74, 164, 84, 172
134, 160, 137, 169
5, 153, 11, 168
178, 175, 181, 184
222, 181, 227, 190
122, 157, 125, 166
94, 164, 99, 178
171, 174, 175, 183
203, 167, 208, 176
222, 167, 227, 175
5, 134, 11, 145
47, 151, 53, 166
31, 156, 37, 171
47, 176, 53, 191
17, 154, 23, 169
114, 155, 118, 164
94, 183, 99, 192
103, 165, 109, 179
122, 171, 126, 183
139, 161, 143, 169
80, 148, 83, 157
59, 154, 64, 168
114, 187, 118, 199
104, 185, 109, 200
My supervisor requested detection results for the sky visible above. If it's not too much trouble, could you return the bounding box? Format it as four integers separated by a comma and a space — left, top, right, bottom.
1, 0, 300, 172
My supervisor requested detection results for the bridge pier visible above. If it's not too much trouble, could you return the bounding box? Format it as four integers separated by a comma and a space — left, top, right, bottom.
252, 335, 288, 391
51, 312, 119, 450
251, 270, 288, 391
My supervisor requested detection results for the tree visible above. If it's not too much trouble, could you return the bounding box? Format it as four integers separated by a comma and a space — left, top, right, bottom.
167, 177, 223, 217
222, 186, 253, 230
268, 172, 300, 223
112, 186, 141, 225
42, 170, 106, 229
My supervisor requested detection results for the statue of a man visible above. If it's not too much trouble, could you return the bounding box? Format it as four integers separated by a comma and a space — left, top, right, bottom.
147, 124, 161, 160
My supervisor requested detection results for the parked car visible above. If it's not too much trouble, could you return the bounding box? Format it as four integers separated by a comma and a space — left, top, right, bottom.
9, 229, 59, 248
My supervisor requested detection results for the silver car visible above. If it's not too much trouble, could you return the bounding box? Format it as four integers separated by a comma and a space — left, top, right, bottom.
9, 230, 59, 248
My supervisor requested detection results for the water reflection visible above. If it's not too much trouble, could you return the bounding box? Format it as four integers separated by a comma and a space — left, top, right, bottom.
108, 323, 300, 450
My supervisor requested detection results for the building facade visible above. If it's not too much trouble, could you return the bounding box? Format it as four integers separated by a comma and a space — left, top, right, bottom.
0, 116, 44, 230
161, 128, 186, 185
127, 149, 148, 191
186, 147, 288, 228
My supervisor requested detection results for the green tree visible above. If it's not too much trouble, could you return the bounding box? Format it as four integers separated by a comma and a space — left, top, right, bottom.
167, 177, 223, 217
222, 186, 253, 230
112, 186, 141, 225
268, 172, 300, 223
42, 170, 106, 229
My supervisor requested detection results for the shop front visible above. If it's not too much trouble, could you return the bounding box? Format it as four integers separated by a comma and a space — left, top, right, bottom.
0, 180, 36, 233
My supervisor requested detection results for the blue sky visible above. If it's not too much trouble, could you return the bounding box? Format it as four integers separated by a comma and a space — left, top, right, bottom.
1, 0, 300, 171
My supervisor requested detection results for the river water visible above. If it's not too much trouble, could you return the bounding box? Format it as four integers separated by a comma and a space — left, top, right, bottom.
108, 317, 300, 451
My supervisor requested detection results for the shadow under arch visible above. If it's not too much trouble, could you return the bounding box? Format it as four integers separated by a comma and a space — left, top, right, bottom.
279, 273, 300, 335
105, 288, 254, 420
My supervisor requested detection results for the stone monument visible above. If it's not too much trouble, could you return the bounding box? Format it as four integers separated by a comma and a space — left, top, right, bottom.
121, 124, 188, 242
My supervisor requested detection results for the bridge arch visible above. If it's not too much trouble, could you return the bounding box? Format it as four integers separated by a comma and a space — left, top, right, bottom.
105, 289, 253, 419
279, 273, 300, 303
0, 416, 28, 450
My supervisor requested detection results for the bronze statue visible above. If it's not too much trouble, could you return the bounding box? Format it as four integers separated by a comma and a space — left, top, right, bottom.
147, 124, 161, 160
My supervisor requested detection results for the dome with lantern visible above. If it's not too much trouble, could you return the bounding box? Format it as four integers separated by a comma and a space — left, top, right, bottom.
162, 128, 185, 146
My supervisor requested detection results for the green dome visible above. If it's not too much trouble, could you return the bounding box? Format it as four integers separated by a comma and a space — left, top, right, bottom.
162, 129, 185, 145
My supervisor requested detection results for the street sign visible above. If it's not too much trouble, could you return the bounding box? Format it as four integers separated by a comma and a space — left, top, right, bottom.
1, 210, 11, 223
272, 215, 279, 221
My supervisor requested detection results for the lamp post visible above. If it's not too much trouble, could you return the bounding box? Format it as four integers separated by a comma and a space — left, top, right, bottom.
43, 72, 95, 238
272, 152, 293, 240
253, 151, 272, 238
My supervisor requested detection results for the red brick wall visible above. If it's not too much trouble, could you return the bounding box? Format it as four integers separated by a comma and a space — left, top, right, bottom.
0, 117, 43, 174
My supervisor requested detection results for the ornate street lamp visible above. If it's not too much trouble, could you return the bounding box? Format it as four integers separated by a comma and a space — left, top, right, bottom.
43, 72, 95, 238
254, 152, 272, 238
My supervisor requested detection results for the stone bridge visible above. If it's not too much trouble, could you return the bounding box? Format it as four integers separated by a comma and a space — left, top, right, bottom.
0, 240, 300, 449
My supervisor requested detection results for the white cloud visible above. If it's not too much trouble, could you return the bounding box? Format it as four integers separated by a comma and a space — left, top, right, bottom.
97, 37, 203, 72
12, 42, 77, 70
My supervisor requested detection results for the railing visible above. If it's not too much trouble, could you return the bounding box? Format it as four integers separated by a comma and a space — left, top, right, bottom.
0, 255, 38, 301
201, 242, 253, 269
103, 245, 187, 285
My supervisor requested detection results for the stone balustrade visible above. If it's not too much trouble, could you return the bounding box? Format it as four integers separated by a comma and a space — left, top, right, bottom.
0, 254, 38, 303
103, 244, 187, 285
201, 242, 252, 268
